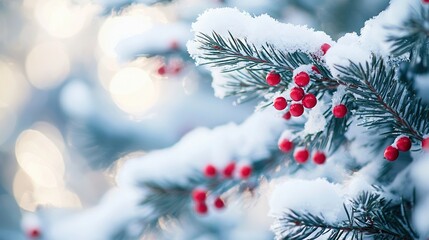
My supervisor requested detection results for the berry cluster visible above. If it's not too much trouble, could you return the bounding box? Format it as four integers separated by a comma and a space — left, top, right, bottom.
157, 59, 183, 76
278, 138, 327, 165
191, 188, 225, 215
383, 136, 412, 161
191, 162, 252, 215
270, 70, 317, 117
269, 43, 333, 119
203, 162, 252, 179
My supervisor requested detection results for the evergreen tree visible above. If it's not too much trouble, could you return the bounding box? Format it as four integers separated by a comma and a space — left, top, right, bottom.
20, 0, 429, 239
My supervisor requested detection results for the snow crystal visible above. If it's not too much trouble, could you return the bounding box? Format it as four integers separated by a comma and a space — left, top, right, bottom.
188, 8, 333, 66
303, 102, 327, 135
269, 178, 344, 223
117, 110, 286, 187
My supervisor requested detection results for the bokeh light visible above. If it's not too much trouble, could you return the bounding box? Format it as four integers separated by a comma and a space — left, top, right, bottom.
13, 123, 81, 211
98, 6, 168, 57
109, 67, 159, 115
34, 0, 91, 38
25, 41, 70, 90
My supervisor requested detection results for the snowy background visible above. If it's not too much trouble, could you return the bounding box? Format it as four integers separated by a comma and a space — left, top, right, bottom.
0, 0, 390, 239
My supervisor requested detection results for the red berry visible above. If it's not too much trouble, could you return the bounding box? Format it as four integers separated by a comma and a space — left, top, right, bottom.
157, 65, 166, 75
395, 136, 411, 152
266, 70, 281, 86
384, 146, 399, 161
214, 197, 225, 209
294, 148, 309, 163
171, 63, 182, 74
423, 0, 429, 3
321, 43, 331, 55
273, 97, 287, 110
290, 87, 305, 101
333, 104, 347, 118
422, 137, 429, 150
28, 228, 41, 239
192, 189, 206, 202
283, 111, 291, 120
302, 93, 317, 109
169, 40, 179, 50
294, 72, 310, 87
290, 103, 304, 117
204, 164, 217, 178
223, 162, 235, 178
313, 151, 326, 165
279, 139, 294, 152
195, 202, 208, 215
239, 165, 252, 179
311, 65, 320, 74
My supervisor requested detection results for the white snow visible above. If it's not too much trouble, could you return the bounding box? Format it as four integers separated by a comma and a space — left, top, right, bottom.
188, 8, 333, 66
43, 187, 149, 240
292, 64, 313, 77
303, 102, 327, 135
117, 110, 286, 187
269, 178, 344, 223
115, 23, 191, 61
331, 85, 346, 106
324, 33, 372, 77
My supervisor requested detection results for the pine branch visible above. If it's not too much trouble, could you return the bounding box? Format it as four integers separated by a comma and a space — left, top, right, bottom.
137, 153, 295, 232
386, 4, 429, 72
271, 191, 417, 240
335, 56, 429, 142
196, 31, 313, 73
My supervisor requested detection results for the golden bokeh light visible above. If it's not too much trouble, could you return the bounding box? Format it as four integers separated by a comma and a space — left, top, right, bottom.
25, 41, 70, 90
109, 67, 159, 115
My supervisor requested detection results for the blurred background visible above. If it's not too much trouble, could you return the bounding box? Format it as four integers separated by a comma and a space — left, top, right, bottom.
0, 0, 389, 239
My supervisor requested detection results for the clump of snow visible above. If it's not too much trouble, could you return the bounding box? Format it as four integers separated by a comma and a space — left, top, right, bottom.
269, 178, 344, 223
324, 33, 372, 77
303, 102, 327, 135
411, 157, 429, 195
116, 23, 191, 62
188, 8, 333, 66
211, 71, 233, 99
43, 187, 148, 240
331, 85, 347, 106
279, 129, 294, 141
117, 110, 286, 187
413, 197, 429, 238
292, 64, 313, 77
